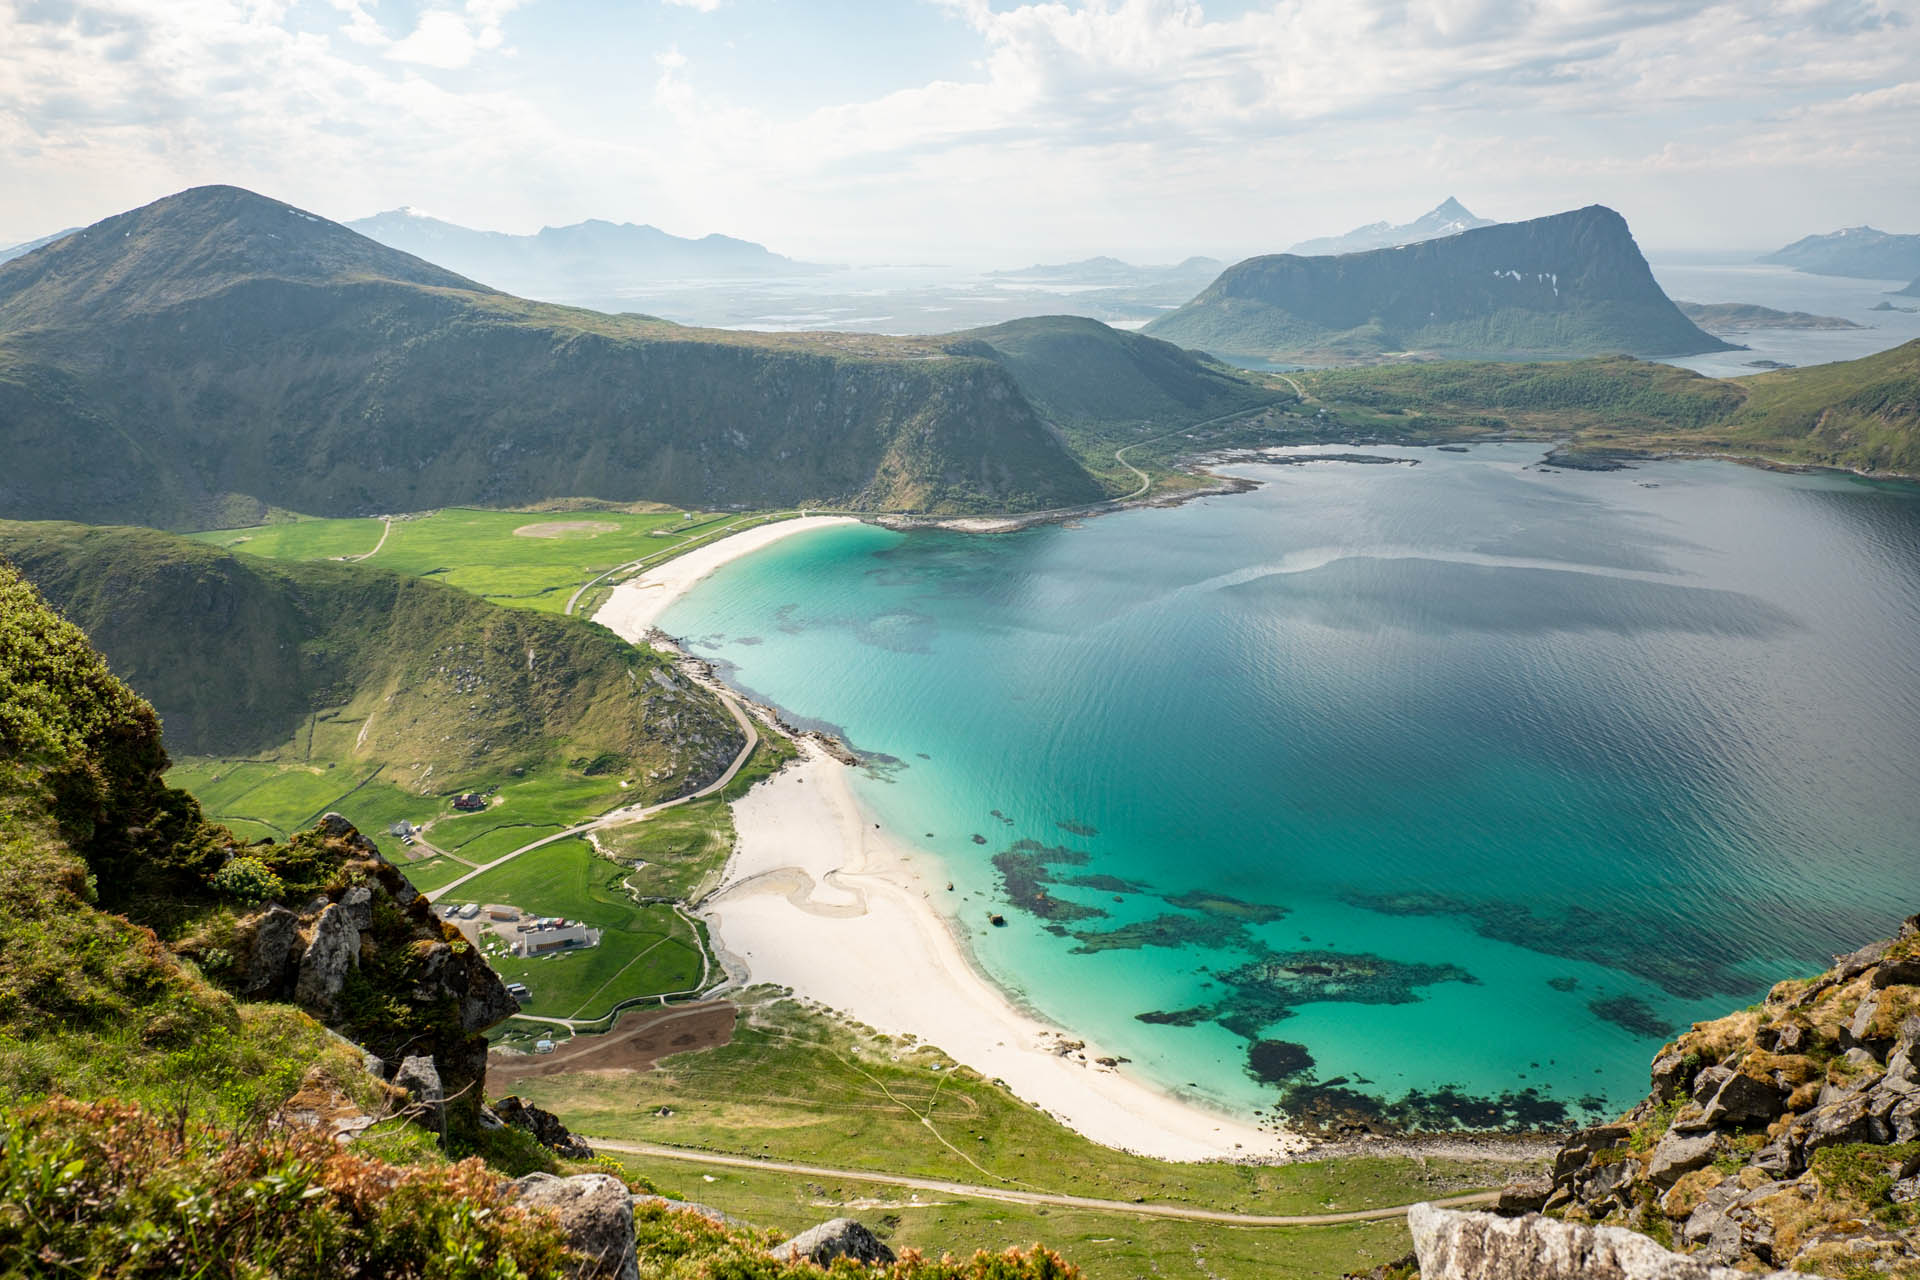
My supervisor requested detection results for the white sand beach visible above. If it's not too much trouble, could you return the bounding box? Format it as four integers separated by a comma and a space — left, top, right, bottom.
591, 515, 858, 638
703, 740, 1307, 1163
594, 512, 1301, 1163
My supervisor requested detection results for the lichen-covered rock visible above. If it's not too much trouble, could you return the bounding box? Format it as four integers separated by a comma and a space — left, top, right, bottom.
394, 1055, 445, 1137
513, 1173, 638, 1280
294, 902, 360, 1011
777, 1218, 896, 1267
1546, 912, 1920, 1275
240, 904, 298, 995
1409, 1204, 1807, 1279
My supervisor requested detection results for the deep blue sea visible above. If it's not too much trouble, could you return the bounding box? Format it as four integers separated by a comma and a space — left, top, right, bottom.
662, 446, 1920, 1128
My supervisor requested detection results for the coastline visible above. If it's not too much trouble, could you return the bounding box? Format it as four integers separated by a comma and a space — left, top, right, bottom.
591, 515, 860, 637
592, 516, 1306, 1164
705, 739, 1307, 1163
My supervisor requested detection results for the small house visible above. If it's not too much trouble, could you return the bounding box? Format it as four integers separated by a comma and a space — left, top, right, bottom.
452, 793, 487, 812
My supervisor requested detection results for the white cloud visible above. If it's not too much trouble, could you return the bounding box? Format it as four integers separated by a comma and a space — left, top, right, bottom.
0, 0, 1913, 258
662, 0, 724, 11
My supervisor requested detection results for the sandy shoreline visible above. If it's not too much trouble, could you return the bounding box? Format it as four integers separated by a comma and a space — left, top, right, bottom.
705, 742, 1305, 1162
591, 515, 858, 637
593, 513, 1304, 1163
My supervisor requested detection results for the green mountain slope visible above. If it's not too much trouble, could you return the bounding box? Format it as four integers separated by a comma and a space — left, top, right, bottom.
946, 315, 1279, 428
1147, 206, 1732, 364
1720, 338, 1920, 473
1306, 339, 1920, 477
0, 520, 743, 796
0, 186, 1105, 528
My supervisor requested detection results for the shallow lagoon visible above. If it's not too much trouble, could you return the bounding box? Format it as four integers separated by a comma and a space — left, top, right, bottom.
663, 446, 1920, 1127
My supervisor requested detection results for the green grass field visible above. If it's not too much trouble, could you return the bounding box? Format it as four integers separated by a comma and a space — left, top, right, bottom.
447, 837, 708, 1018
514, 995, 1521, 1211
604, 1149, 1419, 1280
190, 506, 801, 616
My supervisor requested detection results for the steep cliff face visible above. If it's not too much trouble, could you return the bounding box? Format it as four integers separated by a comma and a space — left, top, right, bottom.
0, 186, 1105, 528
1147, 206, 1732, 363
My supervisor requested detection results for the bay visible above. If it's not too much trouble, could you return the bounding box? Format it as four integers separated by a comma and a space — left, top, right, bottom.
662, 445, 1920, 1127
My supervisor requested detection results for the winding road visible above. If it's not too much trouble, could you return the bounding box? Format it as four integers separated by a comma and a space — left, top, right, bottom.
589, 1139, 1497, 1226
425, 686, 760, 904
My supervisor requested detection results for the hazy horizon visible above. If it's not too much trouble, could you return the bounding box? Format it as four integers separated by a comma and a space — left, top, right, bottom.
3, 1, 1917, 264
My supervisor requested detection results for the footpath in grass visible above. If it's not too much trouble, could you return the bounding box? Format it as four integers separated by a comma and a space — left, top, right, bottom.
604, 1151, 1417, 1280
191, 506, 750, 614
511, 994, 1516, 1213
445, 837, 707, 1020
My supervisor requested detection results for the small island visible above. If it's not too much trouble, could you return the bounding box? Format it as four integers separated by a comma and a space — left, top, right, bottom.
1675, 300, 1865, 332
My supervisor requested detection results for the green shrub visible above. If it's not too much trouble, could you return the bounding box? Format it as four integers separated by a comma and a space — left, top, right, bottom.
209, 854, 286, 904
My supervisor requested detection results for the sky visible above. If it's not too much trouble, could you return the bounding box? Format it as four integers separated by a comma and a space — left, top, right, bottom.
1, 0, 1917, 263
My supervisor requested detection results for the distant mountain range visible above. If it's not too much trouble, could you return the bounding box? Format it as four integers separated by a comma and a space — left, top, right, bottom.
0, 186, 1266, 528
0, 227, 79, 264
345, 207, 819, 294
1286, 198, 1496, 256
1761, 227, 1920, 281
987, 256, 1223, 286
1146, 205, 1733, 363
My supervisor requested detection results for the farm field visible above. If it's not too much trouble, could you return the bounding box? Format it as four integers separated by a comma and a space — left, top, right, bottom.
190, 506, 791, 615
446, 836, 709, 1019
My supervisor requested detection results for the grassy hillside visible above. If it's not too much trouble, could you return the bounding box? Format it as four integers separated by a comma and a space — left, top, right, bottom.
0, 186, 1105, 528
1147, 206, 1730, 364
1305, 341, 1920, 477
0, 520, 743, 796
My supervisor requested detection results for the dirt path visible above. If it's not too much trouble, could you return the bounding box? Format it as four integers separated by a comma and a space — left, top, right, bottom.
344, 517, 392, 562
587, 1139, 1498, 1226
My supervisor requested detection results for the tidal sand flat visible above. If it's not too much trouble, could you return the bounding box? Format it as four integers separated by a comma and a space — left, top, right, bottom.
659, 445, 1920, 1134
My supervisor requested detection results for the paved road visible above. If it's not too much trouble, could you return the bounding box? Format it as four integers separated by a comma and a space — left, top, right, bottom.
591, 1139, 1498, 1226
425, 688, 760, 904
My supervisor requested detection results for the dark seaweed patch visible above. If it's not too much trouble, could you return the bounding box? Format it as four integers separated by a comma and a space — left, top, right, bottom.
1246, 1039, 1315, 1084
1547, 976, 1579, 993
990, 839, 1106, 923
1589, 994, 1675, 1038
1163, 889, 1288, 924
1057, 820, 1100, 837
1272, 1078, 1589, 1136
1135, 1007, 1209, 1027
1068, 913, 1253, 955
1346, 890, 1758, 998
1065, 874, 1145, 894
1207, 951, 1478, 1040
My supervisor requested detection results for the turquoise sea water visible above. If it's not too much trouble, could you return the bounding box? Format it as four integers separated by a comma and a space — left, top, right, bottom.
662, 445, 1920, 1129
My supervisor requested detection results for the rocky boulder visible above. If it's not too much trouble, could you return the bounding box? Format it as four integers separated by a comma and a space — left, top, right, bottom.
513, 1173, 638, 1280
1409, 1204, 1808, 1279
776, 1218, 896, 1267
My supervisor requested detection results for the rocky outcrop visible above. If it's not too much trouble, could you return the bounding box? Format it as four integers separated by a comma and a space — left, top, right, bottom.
512, 1173, 638, 1280
493, 1095, 594, 1159
229, 813, 520, 1143
1408, 1204, 1804, 1280
1547, 912, 1920, 1277
776, 1218, 897, 1267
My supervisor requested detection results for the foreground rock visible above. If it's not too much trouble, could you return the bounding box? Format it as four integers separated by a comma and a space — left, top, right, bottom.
1408, 1204, 1804, 1280
1548, 911, 1920, 1277
776, 1218, 897, 1267
513, 1173, 639, 1280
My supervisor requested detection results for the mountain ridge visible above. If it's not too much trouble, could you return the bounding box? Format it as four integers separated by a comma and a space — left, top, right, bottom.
1287, 197, 1497, 256
1761, 226, 1920, 281
0, 185, 1120, 527
1147, 205, 1733, 364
